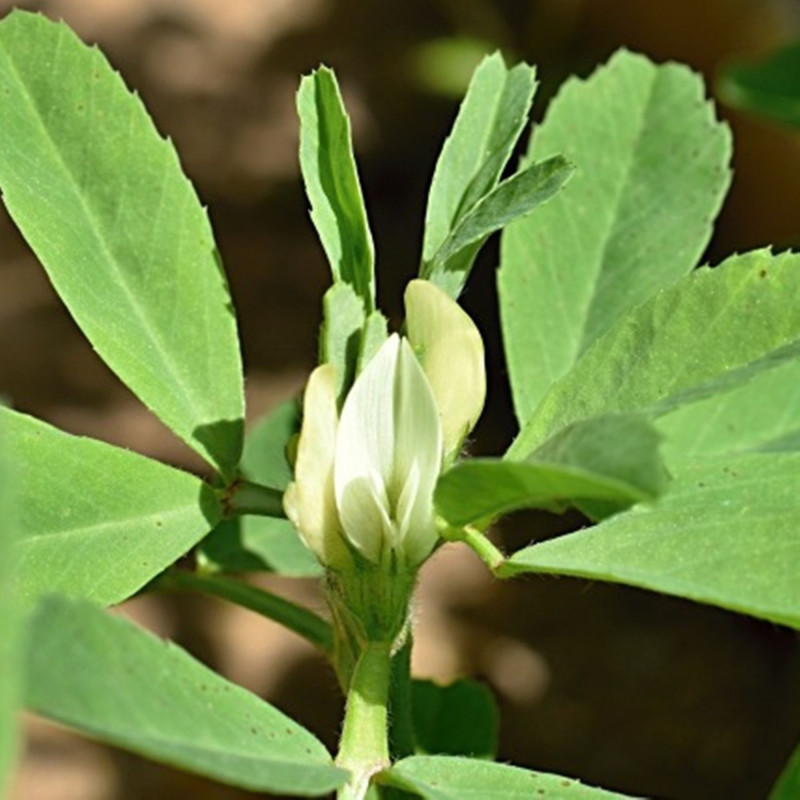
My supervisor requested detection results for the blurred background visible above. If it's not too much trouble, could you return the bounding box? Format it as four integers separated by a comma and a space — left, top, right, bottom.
3, 0, 800, 798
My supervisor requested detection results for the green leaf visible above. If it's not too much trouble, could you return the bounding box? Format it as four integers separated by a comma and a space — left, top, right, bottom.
199, 400, 321, 577
380, 756, 637, 799
436, 461, 642, 528
5, 407, 222, 607
532, 414, 668, 496
431, 155, 574, 269
411, 679, 498, 759
657, 357, 800, 465
25, 595, 346, 795
0, 11, 244, 479
358, 310, 389, 372
0, 415, 21, 797
509, 249, 800, 459
503, 451, 800, 630
499, 49, 732, 424
321, 282, 367, 406
297, 66, 375, 310
437, 415, 667, 527
205, 516, 320, 578
242, 399, 298, 490
421, 53, 538, 297
770, 741, 800, 800
720, 41, 800, 128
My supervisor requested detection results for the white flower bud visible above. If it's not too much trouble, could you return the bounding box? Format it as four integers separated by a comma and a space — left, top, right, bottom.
334, 334, 443, 566
286, 288, 484, 571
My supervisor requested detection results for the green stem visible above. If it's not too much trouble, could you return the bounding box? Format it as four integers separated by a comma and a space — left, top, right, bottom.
160, 571, 333, 654
443, 524, 506, 574
388, 637, 415, 759
336, 641, 392, 800
221, 479, 286, 519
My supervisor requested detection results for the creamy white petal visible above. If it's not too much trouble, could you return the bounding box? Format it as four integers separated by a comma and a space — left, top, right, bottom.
405, 278, 486, 463
335, 335, 400, 561
335, 472, 395, 563
283, 364, 348, 567
389, 338, 442, 563
335, 334, 443, 565
394, 459, 420, 545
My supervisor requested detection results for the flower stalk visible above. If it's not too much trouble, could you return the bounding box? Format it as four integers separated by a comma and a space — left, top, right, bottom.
441, 524, 506, 575
335, 640, 393, 800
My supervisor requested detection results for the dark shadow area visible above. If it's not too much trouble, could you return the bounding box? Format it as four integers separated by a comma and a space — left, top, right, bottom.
193, 418, 246, 481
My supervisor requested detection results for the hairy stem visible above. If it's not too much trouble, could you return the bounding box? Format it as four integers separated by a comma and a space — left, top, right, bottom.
443, 524, 506, 574
336, 641, 392, 800
221, 479, 286, 519
160, 571, 333, 654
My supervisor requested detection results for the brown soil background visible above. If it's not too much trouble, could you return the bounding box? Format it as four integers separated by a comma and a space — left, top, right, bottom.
2, 1, 800, 798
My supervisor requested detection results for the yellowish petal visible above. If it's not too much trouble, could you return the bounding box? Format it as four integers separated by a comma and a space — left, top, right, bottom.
284, 364, 349, 568
405, 278, 486, 462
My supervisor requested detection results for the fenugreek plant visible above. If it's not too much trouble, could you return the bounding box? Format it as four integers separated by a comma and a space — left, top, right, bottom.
1, 10, 799, 800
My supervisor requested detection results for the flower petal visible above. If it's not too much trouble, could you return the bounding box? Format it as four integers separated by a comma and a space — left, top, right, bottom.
405, 278, 486, 463
390, 338, 443, 564
335, 335, 401, 561
283, 364, 349, 567
335, 334, 443, 565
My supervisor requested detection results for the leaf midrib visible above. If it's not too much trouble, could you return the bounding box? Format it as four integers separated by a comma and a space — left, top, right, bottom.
453, 67, 521, 227
19, 501, 206, 542
570, 61, 660, 362
425, 60, 527, 260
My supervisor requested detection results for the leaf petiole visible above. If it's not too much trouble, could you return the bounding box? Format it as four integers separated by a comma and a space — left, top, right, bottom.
159, 571, 333, 655
220, 479, 286, 520
441, 523, 507, 575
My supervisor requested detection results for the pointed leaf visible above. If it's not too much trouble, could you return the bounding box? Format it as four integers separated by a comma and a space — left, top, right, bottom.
503, 452, 800, 630
321, 281, 367, 405
242, 399, 299, 490
509, 249, 800, 459
421, 53, 537, 297
297, 66, 375, 310
770, 741, 800, 800
431, 155, 574, 269
199, 400, 321, 576
438, 415, 666, 527
720, 41, 800, 128
25, 595, 346, 795
436, 460, 642, 527
411, 679, 498, 759
531, 414, 668, 495
533, 413, 669, 521
358, 310, 389, 373
0, 11, 244, 478
5, 407, 221, 607
0, 415, 21, 797
500, 49, 732, 424
381, 756, 637, 799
